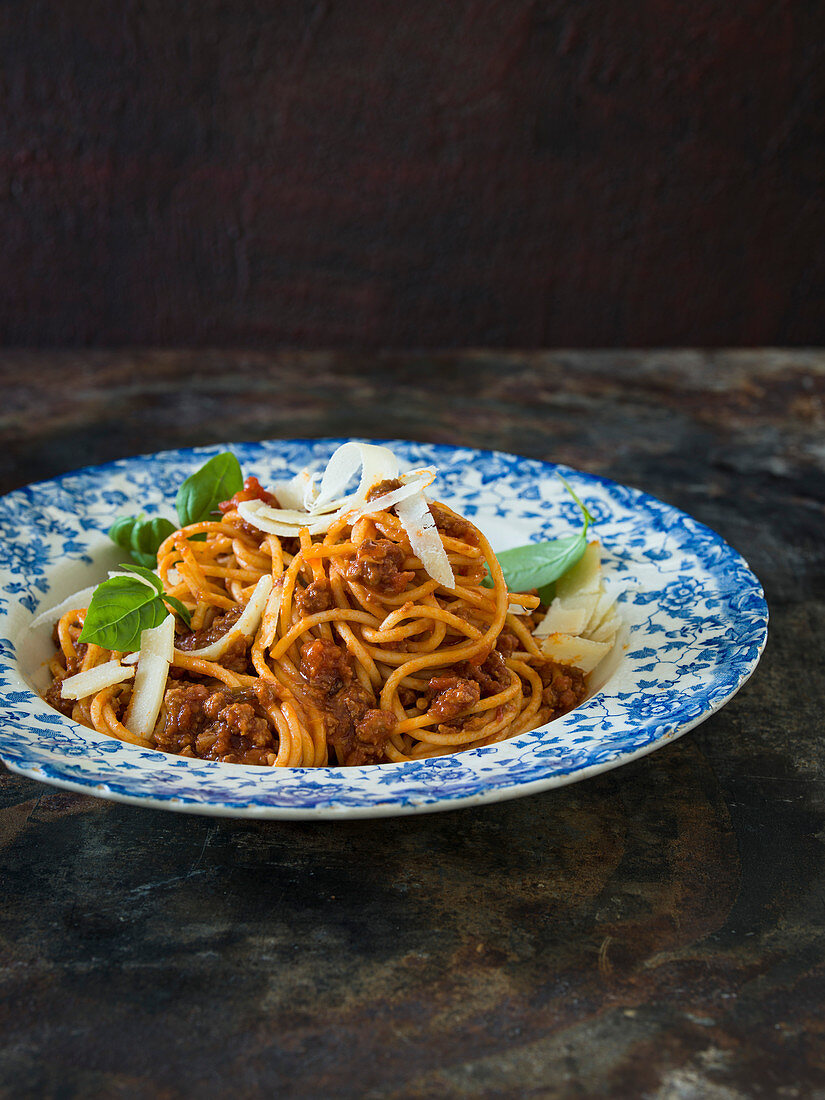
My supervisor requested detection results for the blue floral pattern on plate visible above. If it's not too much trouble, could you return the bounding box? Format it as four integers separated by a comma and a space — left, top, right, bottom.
0, 439, 768, 819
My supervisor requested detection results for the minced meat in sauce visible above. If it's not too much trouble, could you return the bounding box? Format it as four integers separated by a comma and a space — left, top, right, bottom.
457, 649, 510, 697
495, 630, 520, 658
299, 638, 396, 764
428, 502, 475, 542
156, 681, 280, 765
296, 580, 334, 616
176, 606, 243, 651
426, 675, 481, 722
539, 661, 588, 718
43, 642, 89, 717
300, 638, 353, 695
175, 606, 251, 674
367, 478, 403, 500
43, 677, 77, 717
344, 538, 413, 595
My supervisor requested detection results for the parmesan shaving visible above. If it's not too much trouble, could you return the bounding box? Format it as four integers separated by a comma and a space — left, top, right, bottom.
583, 588, 617, 635
532, 539, 622, 675
270, 470, 313, 510
395, 491, 455, 590
555, 541, 602, 598
342, 469, 435, 524
538, 633, 613, 674
237, 499, 332, 537
259, 578, 284, 650
239, 468, 436, 537
174, 574, 273, 660
60, 660, 135, 700
124, 615, 175, 738
310, 441, 399, 513
533, 600, 590, 637
589, 610, 621, 644
140, 613, 176, 663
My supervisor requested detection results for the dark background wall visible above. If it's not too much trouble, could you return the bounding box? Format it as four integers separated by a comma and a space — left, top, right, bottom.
2, 0, 823, 348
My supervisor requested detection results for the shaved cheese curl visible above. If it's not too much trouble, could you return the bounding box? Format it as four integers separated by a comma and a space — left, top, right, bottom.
259, 578, 285, 650
270, 470, 313, 510
311, 442, 399, 513
174, 574, 273, 660
124, 615, 175, 738
61, 661, 135, 700
237, 462, 435, 537
395, 492, 456, 589
237, 499, 332, 537
343, 469, 436, 525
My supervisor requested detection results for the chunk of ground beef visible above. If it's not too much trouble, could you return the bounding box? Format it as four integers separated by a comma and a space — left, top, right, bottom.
218, 636, 253, 674
325, 682, 395, 766
43, 678, 76, 717
367, 478, 403, 500
174, 607, 251, 673
344, 538, 413, 595
538, 661, 588, 719
495, 630, 520, 658
456, 649, 510, 697
350, 709, 397, 765
64, 643, 87, 674
426, 675, 481, 721
300, 639, 353, 695
428, 502, 475, 542
42, 643, 90, 717
296, 580, 333, 616
176, 606, 242, 651
156, 681, 280, 765
298, 640, 394, 765
398, 687, 419, 710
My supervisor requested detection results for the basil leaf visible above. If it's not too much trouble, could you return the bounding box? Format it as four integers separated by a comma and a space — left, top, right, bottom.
164, 595, 192, 628
79, 576, 169, 651
176, 453, 243, 527
490, 533, 588, 593
109, 515, 176, 567
116, 562, 164, 595
108, 516, 138, 551
130, 517, 176, 568
483, 476, 595, 594
536, 581, 556, 606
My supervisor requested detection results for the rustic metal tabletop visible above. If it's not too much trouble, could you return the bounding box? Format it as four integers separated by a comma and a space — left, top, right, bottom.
1, 350, 822, 1098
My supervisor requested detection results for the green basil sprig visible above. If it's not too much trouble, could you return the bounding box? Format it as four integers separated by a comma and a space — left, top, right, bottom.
109, 452, 243, 564
108, 515, 177, 568
176, 452, 243, 527
483, 478, 595, 601
79, 564, 191, 652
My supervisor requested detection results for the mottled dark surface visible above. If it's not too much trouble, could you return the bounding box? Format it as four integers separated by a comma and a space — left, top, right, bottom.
1, 350, 824, 1098
2, 3, 825, 347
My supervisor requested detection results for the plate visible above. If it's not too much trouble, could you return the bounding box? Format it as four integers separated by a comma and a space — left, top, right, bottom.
0, 439, 768, 819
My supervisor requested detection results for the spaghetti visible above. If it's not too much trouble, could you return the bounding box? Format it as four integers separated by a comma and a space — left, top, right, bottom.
43, 460, 589, 767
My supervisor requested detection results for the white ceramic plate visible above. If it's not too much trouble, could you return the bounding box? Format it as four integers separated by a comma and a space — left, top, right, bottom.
0, 439, 768, 819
